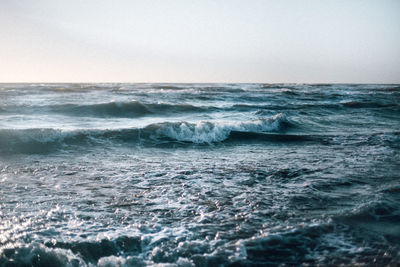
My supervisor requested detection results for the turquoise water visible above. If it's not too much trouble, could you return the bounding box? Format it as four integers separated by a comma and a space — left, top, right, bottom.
1, 83, 399, 266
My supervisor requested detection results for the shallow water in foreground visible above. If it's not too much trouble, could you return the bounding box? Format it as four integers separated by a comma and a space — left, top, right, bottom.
0, 83, 399, 266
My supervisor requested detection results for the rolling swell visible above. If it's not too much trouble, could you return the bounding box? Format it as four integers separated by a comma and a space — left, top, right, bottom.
1, 101, 212, 118
2, 115, 397, 154
2, 99, 398, 119
0, 114, 296, 153
50, 101, 211, 117
51, 101, 150, 117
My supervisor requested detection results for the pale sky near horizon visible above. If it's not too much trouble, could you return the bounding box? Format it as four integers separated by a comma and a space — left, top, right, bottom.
0, 0, 399, 83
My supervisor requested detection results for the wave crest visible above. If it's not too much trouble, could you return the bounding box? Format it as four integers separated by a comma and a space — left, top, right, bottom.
147, 113, 288, 143
0, 114, 295, 154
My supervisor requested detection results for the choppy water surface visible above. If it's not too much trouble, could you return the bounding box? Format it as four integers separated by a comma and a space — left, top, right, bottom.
0, 83, 399, 266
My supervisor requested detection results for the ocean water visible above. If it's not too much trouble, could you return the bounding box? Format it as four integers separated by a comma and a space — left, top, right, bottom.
0, 83, 399, 266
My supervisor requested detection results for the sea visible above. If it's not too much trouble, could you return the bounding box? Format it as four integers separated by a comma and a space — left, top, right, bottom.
0, 83, 399, 266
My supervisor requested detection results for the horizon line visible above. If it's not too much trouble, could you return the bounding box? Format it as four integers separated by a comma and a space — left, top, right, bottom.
1, 81, 399, 85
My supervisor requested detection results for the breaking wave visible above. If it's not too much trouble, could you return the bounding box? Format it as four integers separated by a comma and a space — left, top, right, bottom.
0, 114, 296, 153
146, 113, 289, 143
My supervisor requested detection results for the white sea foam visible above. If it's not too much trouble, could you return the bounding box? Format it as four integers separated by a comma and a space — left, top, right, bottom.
152, 113, 286, 143
0, 243, 84, 266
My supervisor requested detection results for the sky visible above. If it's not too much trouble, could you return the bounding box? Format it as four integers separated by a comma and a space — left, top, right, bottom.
0, 0, 399, 83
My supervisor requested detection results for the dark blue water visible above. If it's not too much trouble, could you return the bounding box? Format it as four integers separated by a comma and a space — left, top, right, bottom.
0, 83, 399, 266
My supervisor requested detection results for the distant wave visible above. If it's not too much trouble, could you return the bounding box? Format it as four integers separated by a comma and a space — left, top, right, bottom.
0, 101, 213, 118
1, 98, 399, 119
339, 101, 398, 108
232, 101, 399, 111
50, 101, 211, 117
